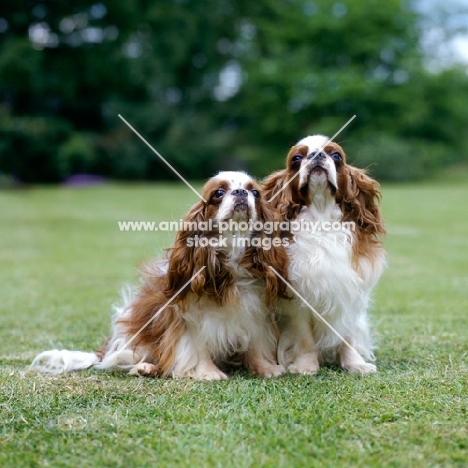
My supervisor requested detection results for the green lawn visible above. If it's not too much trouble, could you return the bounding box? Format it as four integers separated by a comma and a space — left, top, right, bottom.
1, 180, 467, 467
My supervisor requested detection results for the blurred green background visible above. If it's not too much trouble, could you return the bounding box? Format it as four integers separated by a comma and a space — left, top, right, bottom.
1, 0, 467, 184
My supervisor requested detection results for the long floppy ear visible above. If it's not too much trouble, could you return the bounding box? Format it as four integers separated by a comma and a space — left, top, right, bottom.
164, 201, 235, 305
240, 198, 291, 309
262, 170, 287, 204
262, 170, 302, 221
340, 166, 386, 238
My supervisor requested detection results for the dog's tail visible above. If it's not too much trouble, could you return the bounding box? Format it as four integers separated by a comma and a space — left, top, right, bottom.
29, 349, 101, 375
30, 287, 137, 375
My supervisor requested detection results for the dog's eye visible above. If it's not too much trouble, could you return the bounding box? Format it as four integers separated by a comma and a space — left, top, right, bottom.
291, 154, 303, 163
331, 152, 342, 161
214, 189, 226, 198
251, 189, 260, 199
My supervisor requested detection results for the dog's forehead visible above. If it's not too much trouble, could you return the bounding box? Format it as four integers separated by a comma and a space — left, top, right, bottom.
213, 171, 253, 189
296, 135, 330, 153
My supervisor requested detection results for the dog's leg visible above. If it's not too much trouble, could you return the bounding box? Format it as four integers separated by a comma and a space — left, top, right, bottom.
288, 350, 320, 375
339, 341, 377, 374
245, 354, 285, 378
244, 317, 285, 378
245, 342, 285, 378
278, 314, 320, 375
338, 298, 377, 374
173, 327, 228, 380
191, 355, 228, 381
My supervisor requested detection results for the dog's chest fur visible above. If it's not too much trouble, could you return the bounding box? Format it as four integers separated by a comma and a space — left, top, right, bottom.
287, 204, 362, 316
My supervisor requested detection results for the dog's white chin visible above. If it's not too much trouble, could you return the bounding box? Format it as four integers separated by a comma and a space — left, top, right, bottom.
233, 204, 250, 219
308, 169, 330, 192
218, 204, 252, 223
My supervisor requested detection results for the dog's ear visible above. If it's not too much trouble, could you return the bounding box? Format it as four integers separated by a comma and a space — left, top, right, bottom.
240, 198, 291, 309
263, 170, 302, 221
340, 166, 386, 237
165, 201, 235, 305
164, 200, 206, 301
262, 170, 287, 204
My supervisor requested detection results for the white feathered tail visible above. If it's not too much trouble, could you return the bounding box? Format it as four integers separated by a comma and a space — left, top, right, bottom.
30, 287, 138, 375
30, 350, 101, 375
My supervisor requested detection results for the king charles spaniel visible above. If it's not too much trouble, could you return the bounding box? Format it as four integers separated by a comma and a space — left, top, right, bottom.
263, 135, 386, 374
31, 171, 289, 380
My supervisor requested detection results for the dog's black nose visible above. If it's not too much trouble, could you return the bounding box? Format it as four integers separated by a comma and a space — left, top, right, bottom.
232, 189, 248, 197
307, 151, 326, 160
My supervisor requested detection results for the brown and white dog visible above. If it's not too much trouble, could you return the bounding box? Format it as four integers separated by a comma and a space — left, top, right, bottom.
31, 171, 288, 380
263, 136, 386, 374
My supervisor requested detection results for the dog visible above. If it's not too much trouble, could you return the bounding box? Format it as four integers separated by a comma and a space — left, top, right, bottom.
31, 171, 289, 380
263, 136, 386, 374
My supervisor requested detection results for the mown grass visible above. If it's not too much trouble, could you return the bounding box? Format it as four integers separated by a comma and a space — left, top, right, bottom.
1, 179, 467, 467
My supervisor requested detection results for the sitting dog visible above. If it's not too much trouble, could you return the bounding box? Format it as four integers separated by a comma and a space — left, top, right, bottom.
263, 136, 386, 374
31, 171, 288, 380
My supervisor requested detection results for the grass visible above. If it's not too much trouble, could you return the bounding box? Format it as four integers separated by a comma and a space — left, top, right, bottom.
1, 179, 467, 467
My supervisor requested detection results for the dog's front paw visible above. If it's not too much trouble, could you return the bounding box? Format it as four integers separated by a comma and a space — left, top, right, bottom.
197, 369, 228, 381
287, 352, 320, 375
256, 364, 286, 378
190, 358, 229, 381
288, 361, 320, 375
342, 362, 377, 374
